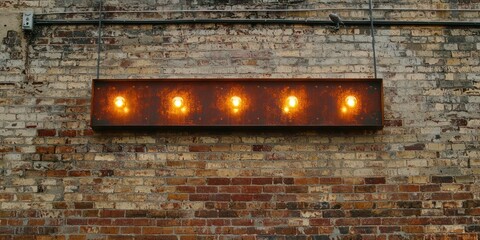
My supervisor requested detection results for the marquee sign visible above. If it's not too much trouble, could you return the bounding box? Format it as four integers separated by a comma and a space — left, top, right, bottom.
91, 78, 383, 129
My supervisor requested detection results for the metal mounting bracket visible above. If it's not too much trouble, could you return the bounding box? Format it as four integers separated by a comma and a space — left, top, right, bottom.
22, 11, 34, 30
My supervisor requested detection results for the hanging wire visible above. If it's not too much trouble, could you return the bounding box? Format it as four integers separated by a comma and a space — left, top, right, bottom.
368, 0, 378, 79
96, 0, 103, 79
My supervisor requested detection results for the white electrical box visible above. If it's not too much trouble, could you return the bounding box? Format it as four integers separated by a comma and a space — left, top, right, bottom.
22, 11, 34, 30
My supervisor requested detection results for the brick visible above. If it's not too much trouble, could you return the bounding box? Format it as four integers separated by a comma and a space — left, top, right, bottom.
318, 178, 342, 184
37, 129, 56, 137
309, 219, 330, 226
232, 178, 252, 185
189, 145, 211, 152
404, 143, 425, 150
207, 178, 230, 185
252, 145, 272, 152
365, 177, 386, 184
354, 185, 376, 193
285, 186, 308, 193
59, 130, 77, 137
431, 176, 454, 183
252, 178, 273, 185
420, 184, 441, 192
36, 146, 55, 154
68, 170, 91, 177
74, 202, 93, 209
332, 185, 353, 193
125, 210, 148, 218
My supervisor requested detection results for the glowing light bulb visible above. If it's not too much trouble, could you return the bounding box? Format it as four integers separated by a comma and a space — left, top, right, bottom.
345, 96, 357, 108
230, 96, 241, 107
341, 106, 347, 113
283, 107, 290, 113
287, 96, 298, 108
172, 96, 184, 108
114, 96, 126, 108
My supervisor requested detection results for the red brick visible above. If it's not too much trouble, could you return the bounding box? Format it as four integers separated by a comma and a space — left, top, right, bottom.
46, 170, 67, 177
231, 194, 253, 201
167, 193, 188, 201
355, 185, 376, 193
332, 185, 353, 193
285, 186, 308, 193
0, 146, 14, 152
99, 226, 119, 234
252, 194, 273, 201
420, 184, 441, 192
37, 129, 56, 137
252, 178, 273, 185
365, 177, 386, 184
218, 186, 241, 193
189, 194, 209, 201
125, 210, 147, 218
36, 146, 55, 154
431, 193, 452, 200
399, 185, 420, 192
294, 177, 319, 185
431, 176, 454, 183
310, 219, 331, 226
454, 192, 473, 200
189, 145, 211, 152
55, 146, 75, 153
241, 186, 262, 193
196, 186, 218, 193
88, 219, 112, 226
207, 178, 230, 185
68, 170, 91, 177
175, 186, 195, 193
231, 178, 252, 185
120, 227, 141, 234
404, 143, 425, 150
59, 130, 77, 137
319, 177, 342, 184
113, 218, 152, 226
74, 202, 93, 209
100, 209, 125, 218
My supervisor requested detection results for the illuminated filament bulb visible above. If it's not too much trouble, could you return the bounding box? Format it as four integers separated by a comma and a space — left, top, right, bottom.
114, 96, 126, 108
172, 96, 184, 108
229, 96, 242, 114
345, 96, 357, 108
287, 96, 298, 108
283, 96, 298, 113
230, 96, 242, 108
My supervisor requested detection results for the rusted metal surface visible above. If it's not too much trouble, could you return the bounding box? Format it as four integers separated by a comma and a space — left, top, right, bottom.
91, 78, 383, 129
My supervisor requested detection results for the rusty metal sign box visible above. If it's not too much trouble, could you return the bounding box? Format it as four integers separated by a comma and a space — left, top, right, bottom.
91, 78, 383, 129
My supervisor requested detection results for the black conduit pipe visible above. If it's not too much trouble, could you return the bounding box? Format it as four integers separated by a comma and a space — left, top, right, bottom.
368, 0, 377, 79
96, 0, 103, 79
34, 19, 480, 28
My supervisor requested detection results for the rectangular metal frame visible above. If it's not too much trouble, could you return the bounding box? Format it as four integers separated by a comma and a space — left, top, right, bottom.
91, 78, 383, 129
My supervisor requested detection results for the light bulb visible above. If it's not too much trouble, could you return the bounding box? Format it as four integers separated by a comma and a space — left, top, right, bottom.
114, 96, 126, 108
172, 96, 184, 108
230, 96, 241, 107
341, 106, 347, 113
286, 96, 298, 108
283, 107, 290, 113
345, 96, 357, 108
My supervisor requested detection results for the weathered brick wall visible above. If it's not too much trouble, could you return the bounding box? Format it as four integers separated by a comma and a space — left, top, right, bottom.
1, 0, 480, 239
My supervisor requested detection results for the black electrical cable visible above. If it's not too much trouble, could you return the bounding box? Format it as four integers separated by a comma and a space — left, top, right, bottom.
368, 0, 377, 79
34, 19, 480, 27
96, 0, 103, 79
